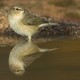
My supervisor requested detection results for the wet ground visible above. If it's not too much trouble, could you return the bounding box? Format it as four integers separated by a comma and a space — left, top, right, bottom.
0, 38, 80, 80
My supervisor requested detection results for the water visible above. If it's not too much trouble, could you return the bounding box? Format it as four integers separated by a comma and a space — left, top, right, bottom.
0, 39, 80, 80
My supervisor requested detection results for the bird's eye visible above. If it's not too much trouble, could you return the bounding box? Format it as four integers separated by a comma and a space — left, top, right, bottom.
16, 70, 21, 72
15, 8, 22, 11
16, 8, 19, 10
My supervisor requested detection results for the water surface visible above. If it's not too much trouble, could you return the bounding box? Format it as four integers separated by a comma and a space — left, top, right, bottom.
0, 39, 80, 80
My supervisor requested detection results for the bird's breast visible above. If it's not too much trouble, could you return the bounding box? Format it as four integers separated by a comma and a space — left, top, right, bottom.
8, 15, 38, 36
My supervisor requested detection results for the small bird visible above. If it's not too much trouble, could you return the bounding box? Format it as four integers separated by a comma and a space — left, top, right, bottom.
9, 40, 57, 75
8, 4, 58, 41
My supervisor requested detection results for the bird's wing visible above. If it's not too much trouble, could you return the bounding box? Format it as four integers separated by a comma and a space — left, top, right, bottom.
22, 10, 54, 26
23, 53, 43, 67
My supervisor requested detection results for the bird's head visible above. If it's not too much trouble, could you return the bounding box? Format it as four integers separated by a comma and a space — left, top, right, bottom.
9, 61, 25, 76
9, 5, 25, 19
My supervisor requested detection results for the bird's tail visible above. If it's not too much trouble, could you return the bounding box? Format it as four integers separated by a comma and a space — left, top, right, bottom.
38, 23, 59, 28
39, 48, 58, 52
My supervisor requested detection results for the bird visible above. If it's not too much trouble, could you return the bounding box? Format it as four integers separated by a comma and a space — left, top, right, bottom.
8, 4, 58, 41
9, 40, 57, 75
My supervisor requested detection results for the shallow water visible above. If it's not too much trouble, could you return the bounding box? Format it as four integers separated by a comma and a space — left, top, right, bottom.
0, 39, 80, 80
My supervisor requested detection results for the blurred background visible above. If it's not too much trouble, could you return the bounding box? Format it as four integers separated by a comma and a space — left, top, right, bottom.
1, 0, 80, 22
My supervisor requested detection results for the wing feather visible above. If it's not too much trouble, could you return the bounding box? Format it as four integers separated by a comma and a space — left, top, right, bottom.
22, 10, 54, 26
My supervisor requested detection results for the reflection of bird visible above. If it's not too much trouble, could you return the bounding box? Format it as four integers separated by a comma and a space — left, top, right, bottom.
8, 4, 58, 41
9, 40, 57, 76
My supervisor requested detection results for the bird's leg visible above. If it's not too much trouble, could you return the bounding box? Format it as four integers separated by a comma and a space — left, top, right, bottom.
28, 35, 32, 42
